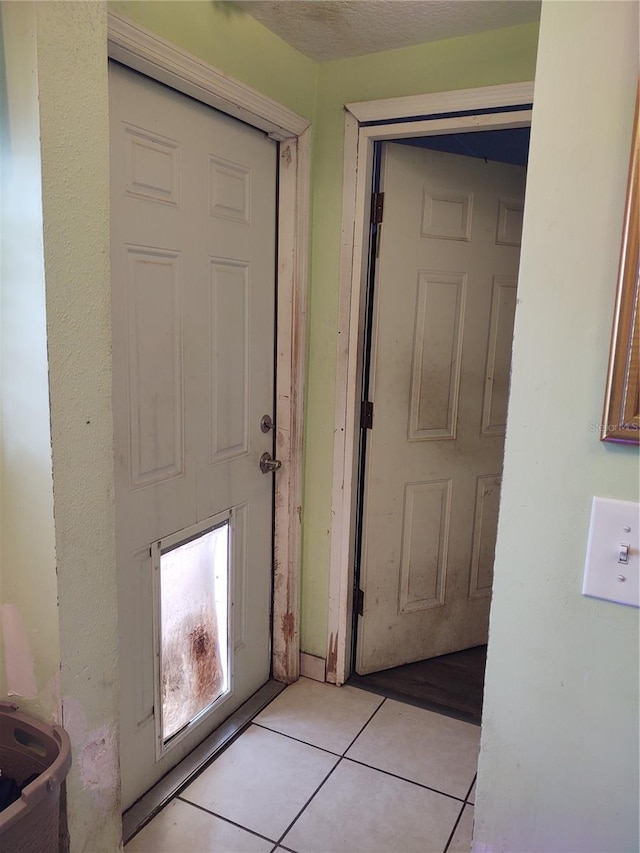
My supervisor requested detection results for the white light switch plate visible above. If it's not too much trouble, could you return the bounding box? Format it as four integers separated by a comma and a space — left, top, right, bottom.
583, 497, 639, 607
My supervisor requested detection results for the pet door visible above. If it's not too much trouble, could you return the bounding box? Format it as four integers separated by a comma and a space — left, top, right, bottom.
152, 511, 231, 751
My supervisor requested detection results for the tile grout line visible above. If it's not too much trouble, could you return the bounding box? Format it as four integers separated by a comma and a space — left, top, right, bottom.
263, 696, 391, 850
465, 771, 477, 804
164, 693, 384, 851
270, 692, 473, 848
343, 695, 478, 803
175, 795, 278, 846
342, 695, 388, 754
168, 690, 476, 851
442, 772, 477, 853
342, 754, 470, 804
441, 798, 467, 853
273, 756, 344, 849
251, 720, 344, 758
256, 697, 473, 812
253, 691, 388, 761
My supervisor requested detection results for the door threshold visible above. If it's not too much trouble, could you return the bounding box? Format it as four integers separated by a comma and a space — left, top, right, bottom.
347, 673, 481, 726
347, 646, 487, 727
122, 679, 286, 845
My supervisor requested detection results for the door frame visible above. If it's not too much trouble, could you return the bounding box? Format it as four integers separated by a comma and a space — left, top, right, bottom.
327, 82, 534, 685
107, 11, 310, 684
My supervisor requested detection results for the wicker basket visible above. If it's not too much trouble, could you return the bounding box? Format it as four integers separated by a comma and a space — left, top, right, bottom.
0, 703, 71, 853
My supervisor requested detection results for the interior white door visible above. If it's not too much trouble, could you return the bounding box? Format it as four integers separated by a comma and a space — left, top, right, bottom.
357, 141, 526, 674
109, 62, 277, 808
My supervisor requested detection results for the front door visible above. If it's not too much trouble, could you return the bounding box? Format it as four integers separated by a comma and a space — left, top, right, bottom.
110, 62, 277, 807
357, 141, 525, 674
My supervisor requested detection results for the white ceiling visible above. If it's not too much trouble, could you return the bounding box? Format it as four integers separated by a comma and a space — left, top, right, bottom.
233, 0, 541, 62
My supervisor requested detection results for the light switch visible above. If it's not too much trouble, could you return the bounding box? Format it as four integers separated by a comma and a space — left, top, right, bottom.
582, 497, 639, 607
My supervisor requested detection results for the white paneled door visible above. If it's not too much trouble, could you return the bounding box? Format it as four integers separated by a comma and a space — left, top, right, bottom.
110, 63, 277, 808
357, 142, 525, 674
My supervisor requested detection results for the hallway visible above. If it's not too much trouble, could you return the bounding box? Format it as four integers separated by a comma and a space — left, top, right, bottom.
126, 678, 477, 852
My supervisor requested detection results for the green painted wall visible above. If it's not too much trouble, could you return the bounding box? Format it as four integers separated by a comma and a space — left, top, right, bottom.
1, 2, 121, 850
302, 23, 540, 655
0, 4, 316, 849
4, 1, 637, 848
111, 1, 317, 120
0, 1, 60, 722
0, 5, 543, 847
475, 1, 639, 850
110, 2, 540, 658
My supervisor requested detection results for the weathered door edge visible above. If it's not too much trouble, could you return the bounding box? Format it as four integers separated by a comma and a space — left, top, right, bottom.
107, 11, 310, 688
327, 84, 534, 686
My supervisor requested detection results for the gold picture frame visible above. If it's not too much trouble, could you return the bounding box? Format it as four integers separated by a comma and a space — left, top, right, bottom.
602, 82, 640, 444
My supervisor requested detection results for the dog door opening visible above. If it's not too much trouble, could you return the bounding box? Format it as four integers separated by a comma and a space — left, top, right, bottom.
160, 521, 229, 742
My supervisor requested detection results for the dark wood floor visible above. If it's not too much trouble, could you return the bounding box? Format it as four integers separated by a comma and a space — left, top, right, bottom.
347, 645, 487, 726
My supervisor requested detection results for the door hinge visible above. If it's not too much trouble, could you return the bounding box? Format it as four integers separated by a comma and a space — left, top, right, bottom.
361, 400, 374, 430
355, 587, 364, 616
371, 191, 384, 225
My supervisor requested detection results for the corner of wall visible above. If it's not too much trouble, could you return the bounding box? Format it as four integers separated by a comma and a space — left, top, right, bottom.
34, 2, 121, 850
476, 1, 639, 850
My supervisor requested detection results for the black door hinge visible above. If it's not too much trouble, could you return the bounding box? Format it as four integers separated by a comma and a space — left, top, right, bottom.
355, 587, 364, 616
361, 400, 374, 430
371, 191, 384, 225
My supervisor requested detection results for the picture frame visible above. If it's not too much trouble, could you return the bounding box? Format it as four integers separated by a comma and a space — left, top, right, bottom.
601, 82, 639, 445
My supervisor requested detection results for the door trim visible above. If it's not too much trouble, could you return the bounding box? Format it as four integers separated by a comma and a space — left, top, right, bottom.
107, 11, 310, 683
327, 82, 534, 686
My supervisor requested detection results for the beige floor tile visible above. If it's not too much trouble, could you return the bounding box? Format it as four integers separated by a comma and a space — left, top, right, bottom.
125, 798, 273, 853
181, 724, 338, 841
346, 700, 479, 799
447, 805, 474, 853
254, 677, 384, 754
282, 758, 461, 853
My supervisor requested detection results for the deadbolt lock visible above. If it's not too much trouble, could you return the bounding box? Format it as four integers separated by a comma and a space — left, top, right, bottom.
260, 414, 274, 433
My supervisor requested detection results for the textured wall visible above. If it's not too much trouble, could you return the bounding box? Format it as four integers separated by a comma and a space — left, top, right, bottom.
0, 4, 545, 847
1, 3, 315, 849
35, 2, 121, 850
0, 1, 61, 721
111, 0, 318, 120
1, 3, 121, 850
475, 2, 639, 850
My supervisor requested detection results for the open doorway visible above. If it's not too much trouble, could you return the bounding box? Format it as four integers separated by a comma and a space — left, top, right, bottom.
348, 128, 529, 723
327, 83, 534, 710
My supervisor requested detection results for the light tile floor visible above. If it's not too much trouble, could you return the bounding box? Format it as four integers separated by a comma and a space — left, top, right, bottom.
126, 678, 478, 853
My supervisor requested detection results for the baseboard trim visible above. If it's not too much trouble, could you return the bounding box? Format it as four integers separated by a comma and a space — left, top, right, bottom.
300, 652, 326, 682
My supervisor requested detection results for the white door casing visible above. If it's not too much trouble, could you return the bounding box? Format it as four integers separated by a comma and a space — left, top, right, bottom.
328, 86, 533, 685
107, 12, 310, 694
356, 142, 526, 674
111, 62, 278, 806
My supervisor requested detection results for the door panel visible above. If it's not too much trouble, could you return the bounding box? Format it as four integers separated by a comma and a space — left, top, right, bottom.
357, 142, 525, 675
110, 63, 276, 808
